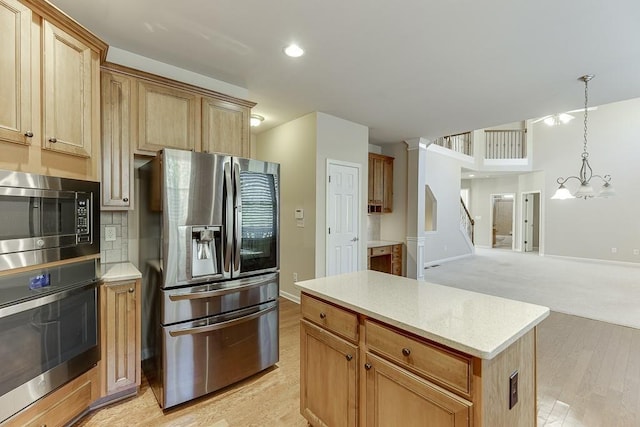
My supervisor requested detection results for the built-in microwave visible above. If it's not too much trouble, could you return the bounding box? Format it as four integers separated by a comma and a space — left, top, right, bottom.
0, 169, 99, 271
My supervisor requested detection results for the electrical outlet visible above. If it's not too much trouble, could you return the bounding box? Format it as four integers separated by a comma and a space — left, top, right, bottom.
104, 226, 116, 242
611, 247, 618, 254
509, 371, 519, 409
293, 272, 298, 282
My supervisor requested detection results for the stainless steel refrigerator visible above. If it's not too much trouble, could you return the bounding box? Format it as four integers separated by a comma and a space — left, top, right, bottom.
139, 148, 280, 409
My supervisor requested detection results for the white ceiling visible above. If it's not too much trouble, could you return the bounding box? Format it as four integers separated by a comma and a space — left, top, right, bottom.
49, 0, 640, 144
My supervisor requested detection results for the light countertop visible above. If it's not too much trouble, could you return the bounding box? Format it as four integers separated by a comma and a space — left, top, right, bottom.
367, 240, 403, 248
101, 262, 142, 282
295, 270, 549, 359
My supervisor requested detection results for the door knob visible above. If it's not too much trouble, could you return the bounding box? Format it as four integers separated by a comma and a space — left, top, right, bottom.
364, 363, 372, 370
346, 354, 353, 361
351, 237, 359, 242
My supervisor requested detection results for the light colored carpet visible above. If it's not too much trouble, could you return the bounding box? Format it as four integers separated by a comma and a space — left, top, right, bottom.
422, 248, 640, 329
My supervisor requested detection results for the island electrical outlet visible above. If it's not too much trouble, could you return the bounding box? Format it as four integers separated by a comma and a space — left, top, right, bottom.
509, 370, 519, 409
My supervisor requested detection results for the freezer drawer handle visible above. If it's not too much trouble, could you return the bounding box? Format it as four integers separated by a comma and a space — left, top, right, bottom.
168, 274, 277, 301
168, 304, 277, 337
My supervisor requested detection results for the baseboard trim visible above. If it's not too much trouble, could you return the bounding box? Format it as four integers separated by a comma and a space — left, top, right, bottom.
280, 290, 300, 304
424, 253, 473, 268
545, 253, 640, 268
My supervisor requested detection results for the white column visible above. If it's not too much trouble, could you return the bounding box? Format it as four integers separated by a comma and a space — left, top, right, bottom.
404, 138, 429, 279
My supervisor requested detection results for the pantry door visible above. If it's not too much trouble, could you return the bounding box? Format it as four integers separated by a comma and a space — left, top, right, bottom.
327, 161, 361, 276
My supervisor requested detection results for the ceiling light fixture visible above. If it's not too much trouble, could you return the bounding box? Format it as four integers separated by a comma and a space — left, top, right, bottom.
551, 75, 614, 200
283, 44, 304, 58
250, 114, 264, 127
543, 113, 575, 126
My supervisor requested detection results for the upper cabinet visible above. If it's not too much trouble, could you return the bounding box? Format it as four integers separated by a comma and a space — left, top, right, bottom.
136, 81, 197, 154
201, 97, 250, 157
368, 153, 394, 213
0, 0, 32, 146
42, 20, 98, 158
0, 0, 106, 180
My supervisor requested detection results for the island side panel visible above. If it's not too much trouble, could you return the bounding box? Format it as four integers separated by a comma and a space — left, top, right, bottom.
476, 328, 537, 427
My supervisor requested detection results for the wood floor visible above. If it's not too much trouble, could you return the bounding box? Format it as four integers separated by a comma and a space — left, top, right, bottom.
75, 299, 640, 427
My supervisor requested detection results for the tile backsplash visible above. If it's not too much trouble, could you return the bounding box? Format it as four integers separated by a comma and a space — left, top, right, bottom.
367, 214, 381, 241
100, 211, 129, 263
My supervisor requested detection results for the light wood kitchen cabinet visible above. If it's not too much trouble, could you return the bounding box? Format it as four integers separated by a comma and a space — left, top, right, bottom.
1, 366, 99, 427
368, 243, 403, 276
0, 0, 106, 180
0, 0, 32, 146
101, 71, 133, 209
364, 353, 471, 427
368, 153, 393, 213
299, 292, 538, 427
100, 279, 141, 398
300, 294, 359, 426
42, 20, 99, 158
136, 80, 197, 154
201, 97, 250, 157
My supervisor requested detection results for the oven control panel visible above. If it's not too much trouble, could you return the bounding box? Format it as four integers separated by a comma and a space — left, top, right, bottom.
76, 193, 91, 241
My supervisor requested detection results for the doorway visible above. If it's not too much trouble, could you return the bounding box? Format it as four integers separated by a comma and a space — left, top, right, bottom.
326, 160, 361, 276
522, 192, 540, 253
490, 194, 515, 250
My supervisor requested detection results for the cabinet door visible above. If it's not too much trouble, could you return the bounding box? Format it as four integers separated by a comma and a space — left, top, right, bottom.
0, 0, 32, 146
202, 97, 249, 156
364, 353, 471, 427
42, 20, 96, 157
101, 279, 141, 396
136, 81, 196, 154
101, 71, 132, 209
372, 156, 384, 205
368, 155, 375, 206
382, 157, 393, 212
300, 319, 358, 427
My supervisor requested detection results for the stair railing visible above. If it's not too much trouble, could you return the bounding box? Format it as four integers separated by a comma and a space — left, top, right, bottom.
460, 197, 474, 244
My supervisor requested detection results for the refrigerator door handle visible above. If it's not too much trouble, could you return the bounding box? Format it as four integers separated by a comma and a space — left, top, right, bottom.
168, 303, 276, 337
233, 160, 242, 276
223, 160, 233, 278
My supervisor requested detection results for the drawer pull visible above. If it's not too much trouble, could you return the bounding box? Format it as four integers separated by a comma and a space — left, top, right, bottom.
123, 197, 129, 203
402, 347, 411, 357
346, 354, 353, 361
319, 312, 326, 319
49, 137, 57, 143
25, 131, 34, 137
364, 363, 372, 370
128, 288, 134, 293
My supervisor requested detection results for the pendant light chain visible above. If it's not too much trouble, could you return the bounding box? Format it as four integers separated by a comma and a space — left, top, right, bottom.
583, 76, 589, 158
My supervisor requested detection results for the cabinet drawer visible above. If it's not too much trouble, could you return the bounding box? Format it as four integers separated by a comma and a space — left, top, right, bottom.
370, 246, 391, 256
301, 294, 358, 343
365, 320, 471, 396
392, 244, 402, 255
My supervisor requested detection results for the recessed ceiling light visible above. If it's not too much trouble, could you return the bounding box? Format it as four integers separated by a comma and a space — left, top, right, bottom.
284, 44, 304, 58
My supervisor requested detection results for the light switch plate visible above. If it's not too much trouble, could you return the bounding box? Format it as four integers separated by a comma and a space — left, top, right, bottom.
104, 226, 116, 242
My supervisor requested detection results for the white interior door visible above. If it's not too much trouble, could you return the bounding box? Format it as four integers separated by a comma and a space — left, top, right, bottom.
523, 193, 534, 252
327, 161, 360, 276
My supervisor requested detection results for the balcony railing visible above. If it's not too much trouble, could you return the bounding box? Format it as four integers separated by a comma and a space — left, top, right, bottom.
485, 129, 527, 159
433, 132, 472, 156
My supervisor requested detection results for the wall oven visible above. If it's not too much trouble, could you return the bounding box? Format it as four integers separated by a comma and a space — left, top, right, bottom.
0, 259, 100, 423
0, 169, 99, 272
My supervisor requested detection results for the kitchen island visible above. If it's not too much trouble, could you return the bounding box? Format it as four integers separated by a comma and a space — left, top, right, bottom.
295, 270, 549, 427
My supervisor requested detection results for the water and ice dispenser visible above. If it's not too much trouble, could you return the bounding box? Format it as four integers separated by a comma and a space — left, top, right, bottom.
191, 226, 221, 277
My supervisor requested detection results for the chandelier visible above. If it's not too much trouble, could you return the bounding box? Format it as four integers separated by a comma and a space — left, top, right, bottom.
551, 75, 614, 200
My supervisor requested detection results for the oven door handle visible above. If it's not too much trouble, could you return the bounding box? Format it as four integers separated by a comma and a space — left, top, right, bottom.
168, 275, 276, 301
168, 303, 277, 337
0, 280, 98, 319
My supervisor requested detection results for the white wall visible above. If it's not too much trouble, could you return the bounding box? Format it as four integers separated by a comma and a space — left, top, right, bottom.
424, 146, 472, 263
534, 97, 640, 262
315, 112, 369, 277
255, 113, 317, 299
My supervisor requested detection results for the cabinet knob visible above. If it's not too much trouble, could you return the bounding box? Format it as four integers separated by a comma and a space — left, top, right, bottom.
346, 354, 353, 361
49, 137, 57, 143
364, 363, 372, 370
128, 288, 134, 293
123, 198, 129, 203
24, 131, 34, 137
402, 347, 411, 357
319, 312, 326, 319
